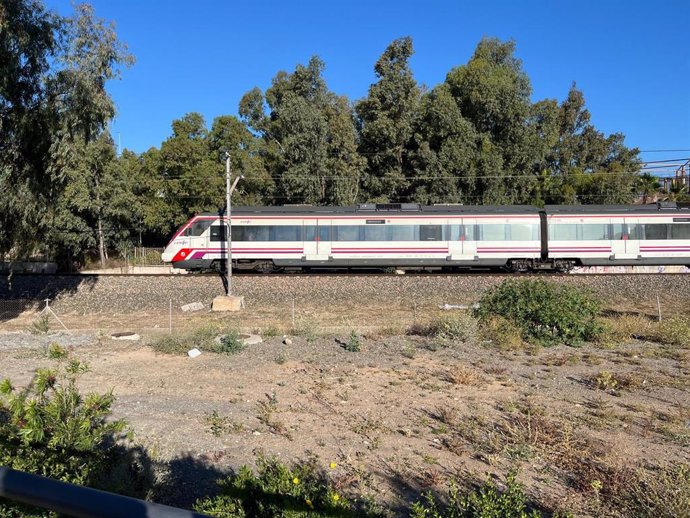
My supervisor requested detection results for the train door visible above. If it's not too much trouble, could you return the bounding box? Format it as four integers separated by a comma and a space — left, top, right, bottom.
611, 218, 639, 259
303, 219, 331, 261
461, 218, 477, 258
448, 219, 475, 260
623, 218, 640, 258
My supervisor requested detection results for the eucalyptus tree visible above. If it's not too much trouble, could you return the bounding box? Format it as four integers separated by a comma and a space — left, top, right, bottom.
355, 37, 420, 202
240, 56, 363, 205
0, 0, 132, 261
208, 115, 274, 206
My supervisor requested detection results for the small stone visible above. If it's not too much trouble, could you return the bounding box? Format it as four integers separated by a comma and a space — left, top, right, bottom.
188, 348, 202, 358
283, 338, 293, 345
111, 332, 140, 341
181, 302, 204, 312
252, 431, 261, 436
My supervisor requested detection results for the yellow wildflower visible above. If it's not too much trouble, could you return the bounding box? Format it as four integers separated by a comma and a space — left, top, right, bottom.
329, 462, 337, 469
332, 493, 340, 502
293, 477, 300, 485
305, 498, 313, 508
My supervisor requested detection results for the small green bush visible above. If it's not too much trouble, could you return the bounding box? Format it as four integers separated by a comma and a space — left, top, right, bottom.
30, 313, 50, 335
430, 313, 478, 342
218, 331, 245, 354
46, 342, 68, 359
149, 324, 237, 355
612, 464, 690, 518
410, 471, 568, 518
474, 279, 603, 346
345, 330, 361, 352
194, 455, 380, 517
0, 360, 143, 517
479, 315, 525, 349
656, 316, 690, 347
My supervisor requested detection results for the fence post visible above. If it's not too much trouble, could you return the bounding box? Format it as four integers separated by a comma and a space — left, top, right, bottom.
291, 295, 295, 330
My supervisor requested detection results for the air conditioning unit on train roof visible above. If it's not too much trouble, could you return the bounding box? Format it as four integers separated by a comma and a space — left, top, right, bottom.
357, 203, 420, 211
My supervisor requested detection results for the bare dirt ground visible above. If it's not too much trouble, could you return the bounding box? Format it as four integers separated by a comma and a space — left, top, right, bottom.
1, 319, 688, 516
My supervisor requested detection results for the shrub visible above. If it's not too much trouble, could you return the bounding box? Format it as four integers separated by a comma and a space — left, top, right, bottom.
30, 313, 50, 335
149, 324, 240, 355
656, 316, 690, 347
474, 279, 603, 346
410, 471, 568, 518
46, 342, 68, 359
597, 314, 656, 347
0, 359, 143, 517
345, 330, 361, 352
217, 331, 245, 354
429, 313, 478, 342
612, 464, 690, 518
479, 315, 525, 349
194, 455, 380, 517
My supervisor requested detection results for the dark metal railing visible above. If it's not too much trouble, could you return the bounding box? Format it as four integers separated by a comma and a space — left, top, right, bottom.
0, 466, 210, 518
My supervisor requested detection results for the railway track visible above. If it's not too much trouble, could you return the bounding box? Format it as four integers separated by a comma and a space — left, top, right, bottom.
5, 270, 690, 278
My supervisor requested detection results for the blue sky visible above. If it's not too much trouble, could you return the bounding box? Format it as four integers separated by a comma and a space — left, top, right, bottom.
46, 0, 689, 168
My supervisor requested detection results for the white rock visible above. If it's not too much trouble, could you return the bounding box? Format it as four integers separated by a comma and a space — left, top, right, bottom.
283, 338, 293, 345
181, 302, 204, 312
111, 332, 140, 341
241, 334, 263, 345
187, 348, 202, 358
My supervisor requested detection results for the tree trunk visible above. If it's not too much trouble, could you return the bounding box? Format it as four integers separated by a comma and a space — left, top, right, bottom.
98, 216, 106, 267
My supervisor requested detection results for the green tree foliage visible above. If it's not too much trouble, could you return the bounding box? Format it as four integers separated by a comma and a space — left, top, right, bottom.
0, 359, 133, 517
240, 56, 365, 205
356, 37, 420, 202
0, 0, 132, 262
48, 131, 137, 266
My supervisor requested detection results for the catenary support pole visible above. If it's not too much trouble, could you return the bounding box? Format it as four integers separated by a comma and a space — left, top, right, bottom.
225, 153, 232, 296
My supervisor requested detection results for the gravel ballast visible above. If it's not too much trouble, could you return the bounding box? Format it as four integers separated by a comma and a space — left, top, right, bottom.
1, 273, 689, 315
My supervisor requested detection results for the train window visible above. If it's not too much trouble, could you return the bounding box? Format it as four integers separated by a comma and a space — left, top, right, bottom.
509, 224, 538, 241
364, 225, 387, 241
613, 224, 625, 239
419, 225, 442, 241
644, 224, 668, 240
449, 225, 462, 240
273, 226, 302, 241
450, 225, 475, 241
581, 224, 610, 241
334, 226, 359, 241
319, 226, 331, 241
628, 224, 642, 240
478, 224, 507, 241
670, 224, 690, 240
210, 225, 226, 242
550, 224, 577, 241
188, 220, 213, 237
304, 225, 316, 241
389, 225, 415, 241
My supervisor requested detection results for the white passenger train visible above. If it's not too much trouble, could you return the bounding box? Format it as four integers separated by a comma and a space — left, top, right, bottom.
160, 203, 690, 272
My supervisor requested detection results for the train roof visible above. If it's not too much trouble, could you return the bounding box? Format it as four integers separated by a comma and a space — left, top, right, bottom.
545, 202, 690, 214
197, 202, 690, 219
201, 204, 540, 217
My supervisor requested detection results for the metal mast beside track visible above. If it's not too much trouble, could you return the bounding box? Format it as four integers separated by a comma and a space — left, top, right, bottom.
224, 153, 243, 296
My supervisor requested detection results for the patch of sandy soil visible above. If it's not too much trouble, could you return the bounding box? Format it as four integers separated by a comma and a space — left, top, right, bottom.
0, 330, 688, 515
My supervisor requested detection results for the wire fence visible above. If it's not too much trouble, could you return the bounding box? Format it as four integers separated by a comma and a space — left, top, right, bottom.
0, 294, 449, 339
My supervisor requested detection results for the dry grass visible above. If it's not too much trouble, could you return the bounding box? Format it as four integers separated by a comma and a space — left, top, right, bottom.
590, 370, 644, 393
442, 364, 484, 385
